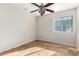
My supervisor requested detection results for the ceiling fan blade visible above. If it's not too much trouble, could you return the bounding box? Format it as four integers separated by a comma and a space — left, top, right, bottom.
46, 9, 54, 13
44, 3, 54, 7
30, 9, 39, 13
31, 3, 40, 8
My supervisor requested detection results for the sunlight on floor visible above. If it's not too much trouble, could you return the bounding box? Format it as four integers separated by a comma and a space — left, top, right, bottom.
2, 47, 43, 56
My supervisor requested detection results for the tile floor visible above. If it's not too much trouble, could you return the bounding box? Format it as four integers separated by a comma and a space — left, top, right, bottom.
0, 40, 77, 56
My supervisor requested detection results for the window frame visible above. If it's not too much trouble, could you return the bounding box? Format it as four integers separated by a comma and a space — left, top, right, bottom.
53, 15, 73, 33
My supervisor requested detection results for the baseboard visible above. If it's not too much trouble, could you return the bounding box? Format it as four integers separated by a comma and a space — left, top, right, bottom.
0, 39, 36, 53
37, 39, 76, 47
0, 38, 76, 53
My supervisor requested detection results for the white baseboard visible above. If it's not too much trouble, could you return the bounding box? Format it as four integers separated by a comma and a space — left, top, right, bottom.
0, 38, 36, 53
0, 38, 76, 53
37, 38, 76, 47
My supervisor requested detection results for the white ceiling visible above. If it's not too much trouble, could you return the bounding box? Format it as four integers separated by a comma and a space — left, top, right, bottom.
9, 3, 79, 16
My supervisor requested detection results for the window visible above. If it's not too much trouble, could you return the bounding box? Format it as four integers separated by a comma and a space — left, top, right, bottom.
54, 16, 73, 32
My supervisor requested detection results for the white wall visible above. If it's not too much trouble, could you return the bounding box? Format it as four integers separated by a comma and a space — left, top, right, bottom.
37, 9, 77, 46
0, 4, 36, 52
77, 6, 79, 48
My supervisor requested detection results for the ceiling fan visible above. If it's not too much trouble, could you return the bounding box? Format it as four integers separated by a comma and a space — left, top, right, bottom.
30, 3, 55, 16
